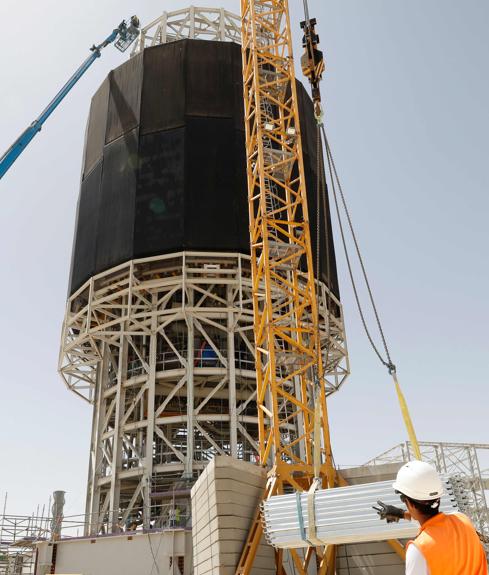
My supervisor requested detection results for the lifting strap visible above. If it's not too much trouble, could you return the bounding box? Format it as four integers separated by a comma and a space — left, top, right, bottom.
392, 371, 422, 460
307, 478, 323, 547
295, 480, 323, 547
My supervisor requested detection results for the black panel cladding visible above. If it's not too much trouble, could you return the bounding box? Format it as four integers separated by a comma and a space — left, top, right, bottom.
106, 53, 143, 143
296, 82, 340, 297
69, 161, 102, 290
83, 80, 109, 177
185, 117, 247, 252
135, 129, 185, 256
69, 39, 340, 300
96, 129, 138, 273
185, 41, 235, 118
140, 42, 186, 134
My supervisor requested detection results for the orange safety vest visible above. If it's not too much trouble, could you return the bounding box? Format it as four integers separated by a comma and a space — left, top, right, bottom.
407, 512, 488, 575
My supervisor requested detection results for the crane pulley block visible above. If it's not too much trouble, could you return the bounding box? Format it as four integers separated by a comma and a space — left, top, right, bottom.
300, 18, 325, 112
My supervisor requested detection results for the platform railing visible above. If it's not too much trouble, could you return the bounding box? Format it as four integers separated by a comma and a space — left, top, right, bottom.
107, 348, 256, 384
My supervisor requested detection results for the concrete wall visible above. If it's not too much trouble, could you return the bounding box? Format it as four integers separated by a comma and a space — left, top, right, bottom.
189, 459, 407, 575
191, 456, 275, 575
337, 462, 406, 575
336, 542, 405, 575
36, 530, 191, 575
339, 462, 403, 485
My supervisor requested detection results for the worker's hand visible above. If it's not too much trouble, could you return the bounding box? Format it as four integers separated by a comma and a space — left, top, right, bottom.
372, 500, 405, 523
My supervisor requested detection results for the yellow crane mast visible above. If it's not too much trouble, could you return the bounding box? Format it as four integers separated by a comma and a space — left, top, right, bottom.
237, 0, 336, 573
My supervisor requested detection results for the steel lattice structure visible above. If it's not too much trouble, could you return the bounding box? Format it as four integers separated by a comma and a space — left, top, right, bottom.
366, 441, 489, 546
131, 7, 241, 55
241, 0, 334, 484
237, 0, 341, 573
59, 253, 348, 535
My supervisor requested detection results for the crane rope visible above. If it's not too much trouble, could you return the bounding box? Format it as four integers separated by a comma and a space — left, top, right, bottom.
302, 0, 311, 24
299, 0, 421, 461
300, 0, 394, 373
321, 127, 394, 372
312, 115, 337, 481
320, 126, 422, 461
320, 124, 421, 460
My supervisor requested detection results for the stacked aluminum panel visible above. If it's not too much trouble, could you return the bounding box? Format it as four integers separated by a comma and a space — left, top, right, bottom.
262, 478, 460, 548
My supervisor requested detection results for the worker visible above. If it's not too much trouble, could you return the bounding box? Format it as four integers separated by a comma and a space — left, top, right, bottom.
168, 506, 176, 528
373, 460, 487, 575
125, 515, 135, 531
195, 340, 218, 367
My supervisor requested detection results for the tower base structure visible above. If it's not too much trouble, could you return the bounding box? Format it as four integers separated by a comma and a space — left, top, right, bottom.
59, 252, 349, 536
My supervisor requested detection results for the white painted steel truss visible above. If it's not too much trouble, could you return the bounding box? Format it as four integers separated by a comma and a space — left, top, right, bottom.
131, 7, 241, 55
59, 252, 348, 534
366, 441, 489, 546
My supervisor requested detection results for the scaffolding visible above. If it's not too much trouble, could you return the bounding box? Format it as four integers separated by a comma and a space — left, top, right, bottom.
0, 505, 194, 575
0, 513, 50, 575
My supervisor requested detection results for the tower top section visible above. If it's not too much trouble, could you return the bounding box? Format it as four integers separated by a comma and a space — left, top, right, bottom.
131, 6, 240, 55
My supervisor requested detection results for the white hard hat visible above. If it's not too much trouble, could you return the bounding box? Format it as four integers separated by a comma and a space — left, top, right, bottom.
392, 460, 444, 501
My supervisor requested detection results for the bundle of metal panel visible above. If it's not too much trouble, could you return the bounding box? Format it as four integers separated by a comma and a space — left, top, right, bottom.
262, 478, 460, 548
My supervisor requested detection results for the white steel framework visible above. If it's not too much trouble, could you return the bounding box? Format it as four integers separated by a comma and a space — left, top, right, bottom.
59, 252, 348, 535
366, 441, 489, 547
131, 7, 241, 55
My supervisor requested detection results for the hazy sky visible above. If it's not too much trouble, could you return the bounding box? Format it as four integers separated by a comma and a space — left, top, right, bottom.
0, 0, 488, 517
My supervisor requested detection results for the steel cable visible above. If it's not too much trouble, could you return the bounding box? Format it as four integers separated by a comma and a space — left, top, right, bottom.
302, 0, 310, 23
299, 0, 422, 468
321, 125, 395, 373
299, 0, 393, 374
316, 124, 333, 353
315, 121, 322, 355
320, 125, 422, 459
315, 118, 343, 470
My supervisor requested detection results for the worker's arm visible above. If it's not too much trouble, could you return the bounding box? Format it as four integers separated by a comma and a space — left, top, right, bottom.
372, 500, 411, 522
405, 544, 430, 575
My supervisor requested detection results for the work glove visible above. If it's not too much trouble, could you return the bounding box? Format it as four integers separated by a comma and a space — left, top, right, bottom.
372, 500, 405, 523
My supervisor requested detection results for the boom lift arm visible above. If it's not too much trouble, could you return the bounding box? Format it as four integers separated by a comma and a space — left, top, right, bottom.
0, 16, 140, 180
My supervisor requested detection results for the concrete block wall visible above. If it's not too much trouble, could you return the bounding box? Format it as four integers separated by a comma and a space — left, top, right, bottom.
191, 457, 275, 575
337, 462, 406, 575
338, 463, 403, 485
336, 542, 405, 575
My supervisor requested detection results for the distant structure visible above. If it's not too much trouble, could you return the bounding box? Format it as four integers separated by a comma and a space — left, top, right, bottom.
58, 7, 349, 536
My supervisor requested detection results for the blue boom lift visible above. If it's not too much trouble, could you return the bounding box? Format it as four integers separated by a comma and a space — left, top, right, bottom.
0, 16, 140, 180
